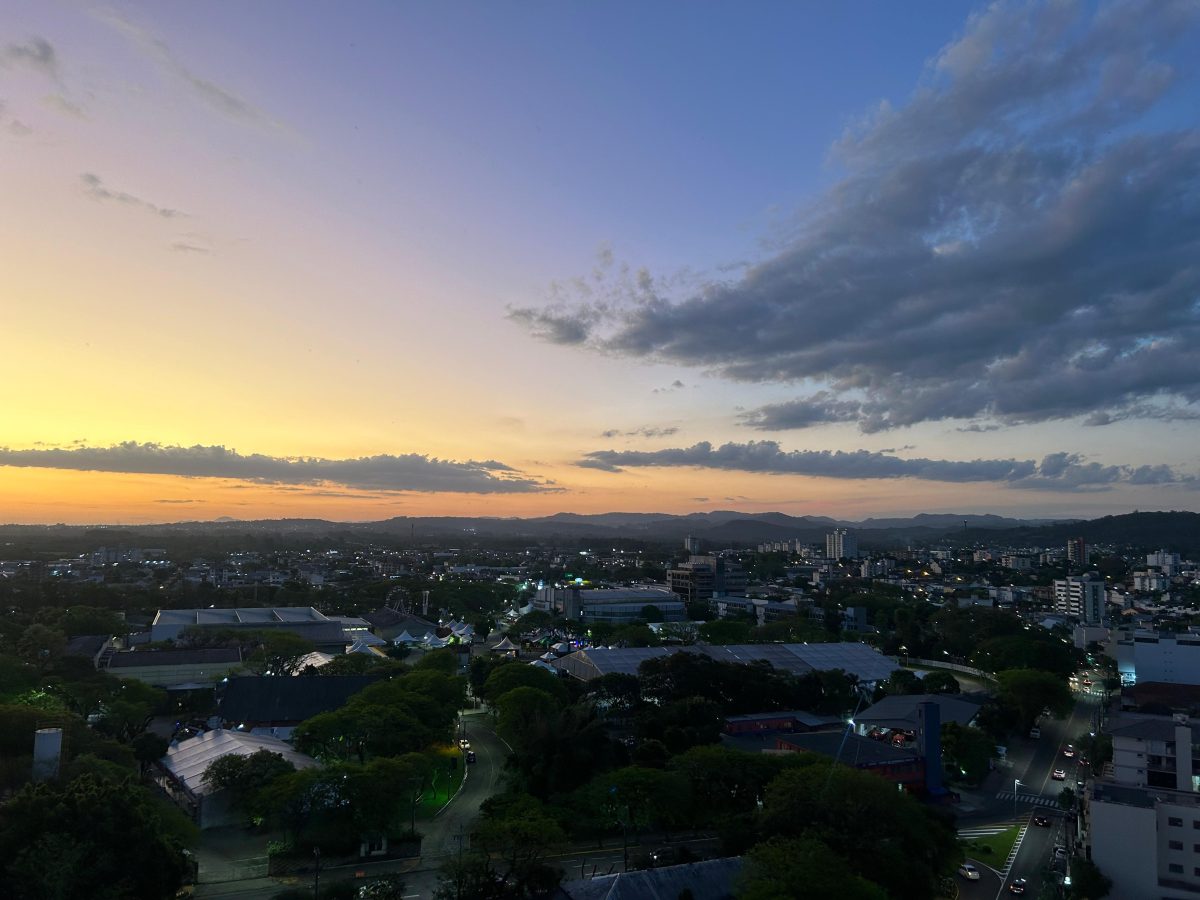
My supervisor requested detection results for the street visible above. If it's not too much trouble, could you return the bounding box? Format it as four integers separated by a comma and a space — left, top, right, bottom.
957, 679, 1102, 898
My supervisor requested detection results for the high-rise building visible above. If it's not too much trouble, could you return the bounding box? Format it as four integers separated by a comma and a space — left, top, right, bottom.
1053, 574, 1105, 624
667, 555, 747, 604
826, 528, 858, 560
1067, 537, 1088, 567
683, 535, 701, 554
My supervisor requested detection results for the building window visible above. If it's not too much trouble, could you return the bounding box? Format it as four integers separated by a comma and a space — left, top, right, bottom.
1194, 820, 1200, 829
1171, 817, 1184, 827
1170, 864, 1184, 874
1170, 840, 1184, 850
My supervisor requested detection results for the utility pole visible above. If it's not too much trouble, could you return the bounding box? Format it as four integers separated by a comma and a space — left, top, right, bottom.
312, 846, 321, 900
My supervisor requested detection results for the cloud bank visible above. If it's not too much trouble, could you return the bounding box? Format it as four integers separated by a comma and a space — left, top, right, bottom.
512, 1, 1200, 432
578, 441, 1193, 492
0, 442, 550, 494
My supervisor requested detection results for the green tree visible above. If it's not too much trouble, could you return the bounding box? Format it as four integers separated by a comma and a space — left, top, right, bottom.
920, 670, 961, 694
481, 663, 568, 706
940, 723, 994, 783
759, 762, 960, 900
1058, 787, 1076, 810
17, 624, 66, 670
738, 835, 887, 900
246, 631, 316, 676
1068, 858, 1112, 899
204, 748, 299, 820
996, 669, 1074, 731
495, 687, 562, 756
699, 619, 753, 644
0, 772, 196, 900
132, 731, 169, 775
640, 604, 665, 623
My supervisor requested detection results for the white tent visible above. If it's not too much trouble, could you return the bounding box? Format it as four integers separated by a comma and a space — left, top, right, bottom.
160, 729, 317, 829
540, 651, 557, 662
393, 630, 418, 645
347, 639, 386, 657
492, 636, 518, 652
551, 641, 572, 655
529, 659, 555, 671
425, 635, 450, 649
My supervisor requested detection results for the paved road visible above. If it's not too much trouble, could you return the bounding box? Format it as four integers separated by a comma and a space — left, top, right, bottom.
194, 710, 508, 900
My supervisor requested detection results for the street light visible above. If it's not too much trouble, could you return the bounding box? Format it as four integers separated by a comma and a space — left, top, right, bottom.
1014, 779, 1022, 818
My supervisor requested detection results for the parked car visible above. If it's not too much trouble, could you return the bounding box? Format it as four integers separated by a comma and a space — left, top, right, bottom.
1008, 877, 1028, 894
958, 863, 981, 881
1052, 769, 1066, 780
459, 738, 471, 749
1054, 845, 1068, 861
1029, 727, 1041, 739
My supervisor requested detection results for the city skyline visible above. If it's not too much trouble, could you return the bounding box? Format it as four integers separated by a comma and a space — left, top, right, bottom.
3, 0, 1199, 524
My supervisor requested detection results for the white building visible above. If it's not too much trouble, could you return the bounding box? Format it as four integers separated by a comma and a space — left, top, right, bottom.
1053, 575, 1106, 624
825, 528, 858, 560
1090, 714, 1200, 898
1115, 632, 1200, 687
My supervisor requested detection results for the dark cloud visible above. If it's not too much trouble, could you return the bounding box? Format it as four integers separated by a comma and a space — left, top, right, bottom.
81, 173, 184, 219
577, 440, 1194, 492
599, 425, 680, 439
1, 37, 58, 79
513, 1, 1200, 433
0, 442, 551, 494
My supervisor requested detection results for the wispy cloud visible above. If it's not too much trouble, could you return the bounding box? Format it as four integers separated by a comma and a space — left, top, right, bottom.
80, 173, 185, 219
0, 441, 553, 494
577, 441, 1194, 492
96, 11, 273, 127
513, 1, 1200, 433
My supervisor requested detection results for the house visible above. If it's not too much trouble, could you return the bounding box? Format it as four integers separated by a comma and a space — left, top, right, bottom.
853, 693, 983, 736
723, 710, 843, 736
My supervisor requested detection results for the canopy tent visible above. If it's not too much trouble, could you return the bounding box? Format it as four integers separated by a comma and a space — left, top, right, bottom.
492, 636, 518, 652
392, 630, 418, 645
551, 642, 572, 655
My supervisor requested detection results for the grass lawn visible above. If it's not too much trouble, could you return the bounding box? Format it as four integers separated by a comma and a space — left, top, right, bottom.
416, 747, 466, 819
962, 826, 1020, 866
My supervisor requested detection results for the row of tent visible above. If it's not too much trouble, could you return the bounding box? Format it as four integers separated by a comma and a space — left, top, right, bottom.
391, 620, 476, 649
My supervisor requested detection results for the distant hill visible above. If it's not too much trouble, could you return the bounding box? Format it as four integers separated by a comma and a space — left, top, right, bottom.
961, 511, 1200, 555
0, 509, 1130, 552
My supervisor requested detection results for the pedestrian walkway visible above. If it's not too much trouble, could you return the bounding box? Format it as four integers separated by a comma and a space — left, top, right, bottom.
995, 790, 1060, 808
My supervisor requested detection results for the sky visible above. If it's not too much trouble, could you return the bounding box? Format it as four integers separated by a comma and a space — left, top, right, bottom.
1, 0, 1199, 524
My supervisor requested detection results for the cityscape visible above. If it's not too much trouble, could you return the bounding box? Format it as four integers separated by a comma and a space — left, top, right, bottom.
3, 1, 1200, 899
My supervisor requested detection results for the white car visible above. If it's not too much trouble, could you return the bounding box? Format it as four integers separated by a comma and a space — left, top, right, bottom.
1052, 769, 1066, 780
1054, 845, 1068, 861
959, 863, 981, 881
1063, 745, 1075, 758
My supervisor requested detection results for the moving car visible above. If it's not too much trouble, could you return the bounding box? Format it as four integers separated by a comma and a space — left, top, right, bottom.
1063, 745, 1075, 758
1032, 815, 1050, 826
1008, 877, 1028, 895
1054, 845, 1068, 861
466, 750, 476, 764
958, 863, 981, 881
459, 738, 471, 749
1052, 769, 1066, 780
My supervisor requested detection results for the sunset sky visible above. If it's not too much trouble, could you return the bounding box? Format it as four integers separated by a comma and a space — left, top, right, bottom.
2, 0, 1198, 524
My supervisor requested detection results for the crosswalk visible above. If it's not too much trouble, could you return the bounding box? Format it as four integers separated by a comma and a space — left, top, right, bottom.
995, 790, 1061, 808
